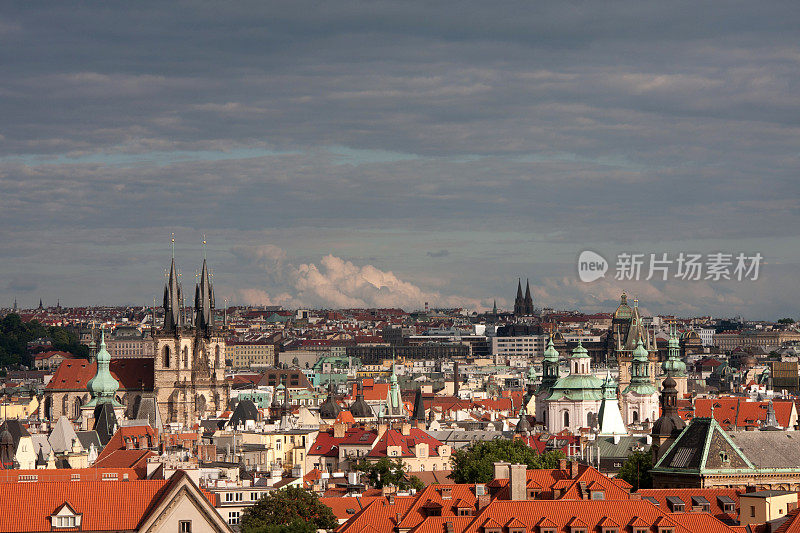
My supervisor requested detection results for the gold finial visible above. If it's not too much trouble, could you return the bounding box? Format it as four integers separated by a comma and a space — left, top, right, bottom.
202, 234, 207, 260
171, 233, 175, 259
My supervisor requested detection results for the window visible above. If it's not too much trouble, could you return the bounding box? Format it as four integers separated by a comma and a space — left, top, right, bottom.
55, 516, 76, 528
751, 506, 756, 518
591, 491, 605, 500
179, 520, 193, 532
228, 512, 240, 525
235, 492, 243, 502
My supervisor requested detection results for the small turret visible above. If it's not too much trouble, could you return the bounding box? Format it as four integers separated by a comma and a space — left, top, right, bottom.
85, 330, 122, 408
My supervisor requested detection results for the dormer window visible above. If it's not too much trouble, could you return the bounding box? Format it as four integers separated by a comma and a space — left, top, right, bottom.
51, 502, 82, 529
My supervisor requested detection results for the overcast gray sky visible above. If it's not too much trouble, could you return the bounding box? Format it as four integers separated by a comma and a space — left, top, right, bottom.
1, 1, 798, 318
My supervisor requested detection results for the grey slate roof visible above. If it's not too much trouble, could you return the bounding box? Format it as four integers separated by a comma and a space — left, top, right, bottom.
48, 416, 79, 454
131, 395, 163, 433
228, 399, 260, 428
727, 431, 800, 469
76, 430, 102, 451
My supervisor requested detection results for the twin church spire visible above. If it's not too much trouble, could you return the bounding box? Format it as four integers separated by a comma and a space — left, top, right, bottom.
513, 278, 534, 316
161, 237, 215, 337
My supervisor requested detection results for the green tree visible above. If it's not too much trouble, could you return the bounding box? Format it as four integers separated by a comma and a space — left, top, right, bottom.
617, 450, 653, 490
778, 318, 796, 325
240, 486, 337, 533
0, 313, 88, 367
353, 457, 424, 490
450, 438, 566, 484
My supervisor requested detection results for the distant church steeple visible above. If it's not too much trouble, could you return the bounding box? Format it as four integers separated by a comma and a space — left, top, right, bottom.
514, 279, 524, 316
524, 279, 534, 315
162, 235, 183, 334
194, 238, 215, 337
513, 278, 534, 316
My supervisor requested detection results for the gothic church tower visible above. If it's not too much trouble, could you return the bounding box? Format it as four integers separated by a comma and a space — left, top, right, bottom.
154, 240, 229, 427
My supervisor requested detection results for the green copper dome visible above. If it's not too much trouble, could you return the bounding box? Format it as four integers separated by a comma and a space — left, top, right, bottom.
543, 338, 559, 362
86, 330, 122, 408
571, 339, 589, 359
602, 371, 618, 399
632, 338, 649, 361
662, 327, 687, 377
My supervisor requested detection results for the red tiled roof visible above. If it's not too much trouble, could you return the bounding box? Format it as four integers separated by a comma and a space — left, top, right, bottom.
397, 485, 478, 530
46, 358, 154, 391
691, 398, 795, 429
775, 508, 800, 533
92, 449, 154, 479
0, 479, 170, 532
96, 426, 158, 462
636, 488, 741, 521
367, 428, 446, 458
321, 496, 381, 521
309, 428, 379, 458
0, 468, 138, 483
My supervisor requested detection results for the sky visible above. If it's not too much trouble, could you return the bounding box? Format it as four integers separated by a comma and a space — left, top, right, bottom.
1, 1, 799, 319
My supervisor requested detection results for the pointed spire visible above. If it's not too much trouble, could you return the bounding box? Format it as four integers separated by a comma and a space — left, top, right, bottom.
524, 279, 533, 314
161, 234, 184, 334
412, 388, 425, 422
195, 238, 215, 336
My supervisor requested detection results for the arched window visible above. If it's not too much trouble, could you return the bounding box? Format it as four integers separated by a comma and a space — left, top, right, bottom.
632, 410, 639, 423
162, 346, 171, 368
182, 346, 189, 368
44, 396, 52, 420
73, 396, 83, 419
587, 412, 595, 428
214, 346, 220, 368
563, 410, 570, 428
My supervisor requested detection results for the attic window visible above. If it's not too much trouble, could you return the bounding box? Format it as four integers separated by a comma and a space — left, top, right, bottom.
666, 497, 685, 512
591, 490, 605, 500
51, 504, 82, 529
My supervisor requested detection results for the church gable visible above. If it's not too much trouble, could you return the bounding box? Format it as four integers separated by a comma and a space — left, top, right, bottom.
702, 425, 753, 471
655, 418, 710, 472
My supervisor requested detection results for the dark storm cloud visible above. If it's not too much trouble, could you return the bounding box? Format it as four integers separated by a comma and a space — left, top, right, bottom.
0, 1, 799, 316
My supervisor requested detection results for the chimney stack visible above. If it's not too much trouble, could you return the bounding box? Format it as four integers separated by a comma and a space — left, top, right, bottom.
570, 460, 580, 479
509, 463, 527, 501
493, 461, 510, 481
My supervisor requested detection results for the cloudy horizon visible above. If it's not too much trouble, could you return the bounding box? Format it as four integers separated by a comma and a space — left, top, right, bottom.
2, 2, 799, 319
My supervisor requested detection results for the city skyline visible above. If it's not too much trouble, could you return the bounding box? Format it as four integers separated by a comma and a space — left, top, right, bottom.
2, 2, 799, 318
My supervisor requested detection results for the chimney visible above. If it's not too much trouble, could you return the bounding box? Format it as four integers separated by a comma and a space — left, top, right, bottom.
477, 493, 491, 510
509, 463, 527, 501
559, 458, 567, 472
570, 461, 580, 479
333, 422, 346, 439
378, 422, 388, 439
401, 423, 412, 436
493, 461, 510, 481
